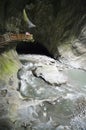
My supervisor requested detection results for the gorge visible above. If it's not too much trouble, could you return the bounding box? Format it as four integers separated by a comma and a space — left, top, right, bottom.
0, 0, 86, 130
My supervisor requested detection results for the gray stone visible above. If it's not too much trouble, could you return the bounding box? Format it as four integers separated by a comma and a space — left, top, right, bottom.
72, 39, 86, 56
34, 65, 67, 85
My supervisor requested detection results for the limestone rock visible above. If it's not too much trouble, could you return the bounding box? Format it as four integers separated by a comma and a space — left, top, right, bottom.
72, 39, 86, 56
33, 65, 67, 85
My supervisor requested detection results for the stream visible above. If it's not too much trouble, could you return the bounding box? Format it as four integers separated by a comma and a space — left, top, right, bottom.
15, 54, 86, 130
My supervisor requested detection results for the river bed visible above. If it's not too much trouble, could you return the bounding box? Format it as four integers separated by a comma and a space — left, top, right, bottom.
15, 54, 86, 130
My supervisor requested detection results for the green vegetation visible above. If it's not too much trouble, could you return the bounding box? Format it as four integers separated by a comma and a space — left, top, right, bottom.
0, 49, 21, 79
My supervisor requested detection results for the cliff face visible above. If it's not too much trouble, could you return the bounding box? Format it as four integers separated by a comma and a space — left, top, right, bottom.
0, 0, 86, 57
28, 0, 86, 58
0, 0, 26, 33
0, 1, 86, 130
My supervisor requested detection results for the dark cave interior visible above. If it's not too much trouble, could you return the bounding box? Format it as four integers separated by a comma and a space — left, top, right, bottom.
16, 41, 53, 58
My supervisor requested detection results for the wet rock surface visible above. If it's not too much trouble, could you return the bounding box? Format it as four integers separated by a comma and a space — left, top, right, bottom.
0, 0, 86, 129
0, 54, 86, 130
18, 55, 67, 99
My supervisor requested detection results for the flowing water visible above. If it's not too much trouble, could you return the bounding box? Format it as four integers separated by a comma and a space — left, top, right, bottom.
66, 69, 86, 88
16, 54, 86, 130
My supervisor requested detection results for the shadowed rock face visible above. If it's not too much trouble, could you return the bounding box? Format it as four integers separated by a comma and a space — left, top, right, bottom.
28, 0, 86, 57
0, 0, 24, 32
0, 0, 86, 57
0, 0, 33, 33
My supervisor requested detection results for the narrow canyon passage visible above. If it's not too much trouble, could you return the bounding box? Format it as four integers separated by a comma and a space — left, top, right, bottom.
0, 0, 86, 129
16, 41, 53, 58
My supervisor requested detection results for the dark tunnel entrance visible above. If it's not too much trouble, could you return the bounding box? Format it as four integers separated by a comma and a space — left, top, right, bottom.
16, 41, 53, 58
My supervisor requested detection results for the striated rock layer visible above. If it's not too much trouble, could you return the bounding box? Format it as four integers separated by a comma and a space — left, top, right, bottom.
0, 0, 86, 57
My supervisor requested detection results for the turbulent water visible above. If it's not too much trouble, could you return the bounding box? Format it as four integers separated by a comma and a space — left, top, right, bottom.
16, 54, 86, 130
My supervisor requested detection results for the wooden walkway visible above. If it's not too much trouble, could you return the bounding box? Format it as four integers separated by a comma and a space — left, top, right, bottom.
0, 32, 33, 48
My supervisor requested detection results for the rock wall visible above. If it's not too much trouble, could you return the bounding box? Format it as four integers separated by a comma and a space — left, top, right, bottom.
0, 0, 86, 56
0, 1, 86, 129
28, 0, 86, 58
0, 0, 28, 33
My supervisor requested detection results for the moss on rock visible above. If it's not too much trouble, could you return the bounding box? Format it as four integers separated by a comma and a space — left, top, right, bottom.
0, 49, 21, 80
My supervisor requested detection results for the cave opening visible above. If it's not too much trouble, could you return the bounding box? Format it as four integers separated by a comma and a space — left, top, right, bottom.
16, 41, 53, 58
